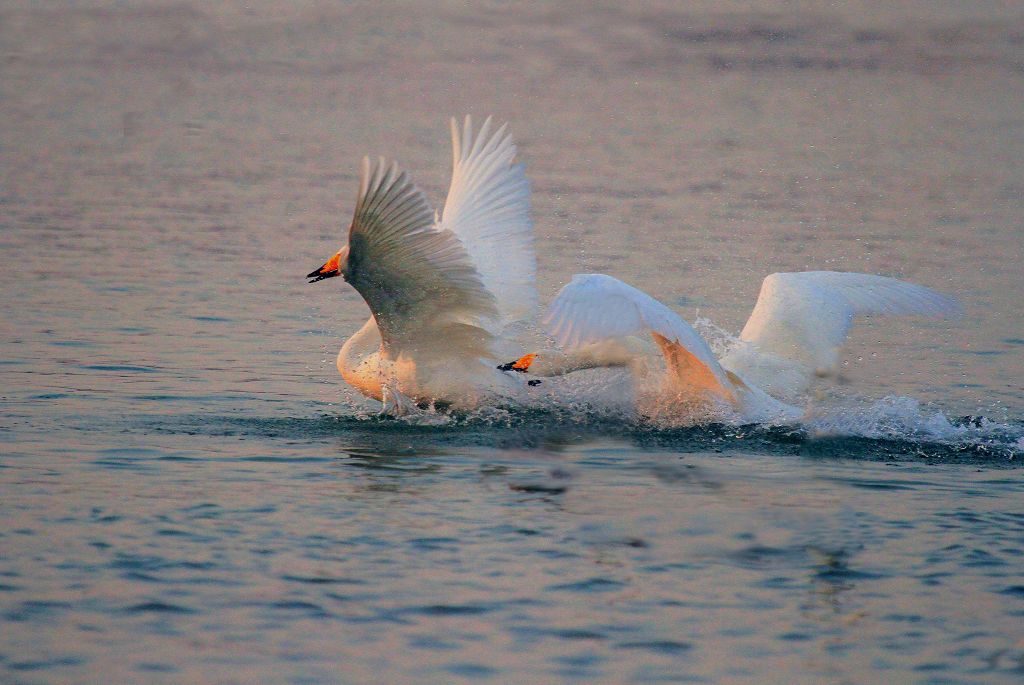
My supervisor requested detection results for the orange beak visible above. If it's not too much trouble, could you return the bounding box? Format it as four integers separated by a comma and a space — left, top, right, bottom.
307, 251, 342, 284
511, 353, 536, 371
498, 353, 537, 373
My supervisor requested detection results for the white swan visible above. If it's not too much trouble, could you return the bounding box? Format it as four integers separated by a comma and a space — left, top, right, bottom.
307, 116, 537, 413
541, 272, 961, 422
308, 116, 625, 413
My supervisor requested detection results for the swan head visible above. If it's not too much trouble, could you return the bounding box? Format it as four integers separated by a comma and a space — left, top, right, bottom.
307, 245, 349, 284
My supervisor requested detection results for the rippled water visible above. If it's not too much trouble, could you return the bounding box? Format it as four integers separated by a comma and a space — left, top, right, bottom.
2, 1, 1023, 683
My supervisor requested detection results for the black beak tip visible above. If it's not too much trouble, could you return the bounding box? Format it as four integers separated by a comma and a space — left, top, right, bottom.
307, 268, 339, 284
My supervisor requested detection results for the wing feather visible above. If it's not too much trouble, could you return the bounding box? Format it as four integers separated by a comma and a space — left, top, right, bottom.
720, 271, 961, 397
344, 156, 497, 360
441, 116, 537, 328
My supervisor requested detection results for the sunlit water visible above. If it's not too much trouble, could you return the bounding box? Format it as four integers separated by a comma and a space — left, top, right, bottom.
2, 2, 1023, 683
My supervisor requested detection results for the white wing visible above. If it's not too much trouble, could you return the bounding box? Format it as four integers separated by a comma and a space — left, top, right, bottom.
440, 116, 537, 328
344, 157, 497, 360
543, 274, 735, 400
720, 271, 961, 397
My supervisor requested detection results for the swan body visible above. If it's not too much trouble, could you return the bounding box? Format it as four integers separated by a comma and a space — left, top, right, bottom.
543, 272, 960, 422
309, 116, 542, 412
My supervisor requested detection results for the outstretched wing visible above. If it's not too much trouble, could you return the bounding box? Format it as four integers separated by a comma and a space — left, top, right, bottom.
720, 271, 961, 397
440, 116, 537, 328
344, 157, 498, 360
543, 274, 734, 399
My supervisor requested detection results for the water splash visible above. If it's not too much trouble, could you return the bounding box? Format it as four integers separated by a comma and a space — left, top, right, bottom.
301, 357, 1024, 460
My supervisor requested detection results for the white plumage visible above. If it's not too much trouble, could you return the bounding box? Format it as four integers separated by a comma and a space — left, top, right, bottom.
719, 272, 962, 398
312, 117, 537, 413
345, 157, 498, 360
543, 271, 960, 420
441, 116, 537, 329
542, 274, 732, 397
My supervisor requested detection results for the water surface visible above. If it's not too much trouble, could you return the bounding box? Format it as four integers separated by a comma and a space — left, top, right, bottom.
2, 1, 1023, 683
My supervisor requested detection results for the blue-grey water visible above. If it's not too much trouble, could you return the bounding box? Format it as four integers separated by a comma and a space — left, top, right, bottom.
2, 2, 1023, 683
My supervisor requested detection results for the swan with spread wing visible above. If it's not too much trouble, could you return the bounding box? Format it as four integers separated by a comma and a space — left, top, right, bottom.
540, 271, 961, 421
306, 117, 541, 413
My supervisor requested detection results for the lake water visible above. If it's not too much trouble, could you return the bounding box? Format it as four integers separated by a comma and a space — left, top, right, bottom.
1, 2, 1023, 683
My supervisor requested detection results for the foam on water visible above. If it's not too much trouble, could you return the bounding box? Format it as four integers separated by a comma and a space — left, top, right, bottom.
148, 393, 1024, 466
468, 358, 1022, 459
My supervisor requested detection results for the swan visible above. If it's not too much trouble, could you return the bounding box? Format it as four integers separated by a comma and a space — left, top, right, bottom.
307, 116, 626, 413
539, 272, 962, 422
307, 116, 961, 419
